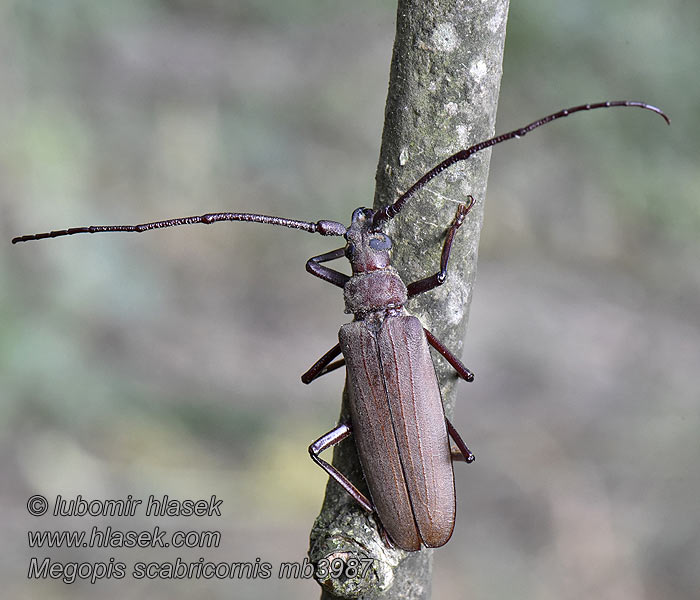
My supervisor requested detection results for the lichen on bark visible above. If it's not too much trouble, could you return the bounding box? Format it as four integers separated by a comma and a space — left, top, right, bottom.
309, 1, 510, 598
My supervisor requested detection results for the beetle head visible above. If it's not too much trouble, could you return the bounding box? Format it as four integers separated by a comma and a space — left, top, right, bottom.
344, 208, 393, 274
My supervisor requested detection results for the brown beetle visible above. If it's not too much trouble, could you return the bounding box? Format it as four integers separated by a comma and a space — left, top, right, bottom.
12, 101, 669, 551
304, 201, 475, 551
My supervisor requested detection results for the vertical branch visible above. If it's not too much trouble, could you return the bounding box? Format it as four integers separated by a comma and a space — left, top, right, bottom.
309, 1, 509, 598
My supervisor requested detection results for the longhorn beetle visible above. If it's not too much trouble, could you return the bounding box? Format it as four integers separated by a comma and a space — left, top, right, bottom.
13, 101, 669, 551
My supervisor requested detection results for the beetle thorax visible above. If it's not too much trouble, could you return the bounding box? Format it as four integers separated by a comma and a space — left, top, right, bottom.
343, 268, 407, 317
343, 208, 408, 317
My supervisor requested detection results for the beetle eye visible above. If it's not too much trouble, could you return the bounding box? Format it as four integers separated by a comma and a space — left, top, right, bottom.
351, 208, 367, 223
369, 234, 392, 251
345, 242, 356, 258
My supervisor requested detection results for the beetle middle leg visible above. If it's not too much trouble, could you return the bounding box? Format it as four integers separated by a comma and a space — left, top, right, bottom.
308, 423, 374, 513
424, 328, 474, 383
301, 343, 346, 384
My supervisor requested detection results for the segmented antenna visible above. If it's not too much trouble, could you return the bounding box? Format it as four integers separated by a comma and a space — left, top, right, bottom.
12, 212, 347, 244
372, 100, 670, 227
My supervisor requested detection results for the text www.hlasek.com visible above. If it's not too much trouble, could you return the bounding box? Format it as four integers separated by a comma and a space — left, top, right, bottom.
28, 526, 220, 549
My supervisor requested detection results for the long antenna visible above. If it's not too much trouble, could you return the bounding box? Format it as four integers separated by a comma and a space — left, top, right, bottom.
372, 100, 670, 227
12, 212, 347, 244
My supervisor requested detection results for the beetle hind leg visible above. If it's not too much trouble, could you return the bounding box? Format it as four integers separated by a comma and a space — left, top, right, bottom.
308, 423, 374, 512
446, 418, 475, 463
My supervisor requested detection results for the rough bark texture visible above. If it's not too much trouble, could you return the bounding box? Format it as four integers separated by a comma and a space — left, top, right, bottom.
309, 1, 509, 598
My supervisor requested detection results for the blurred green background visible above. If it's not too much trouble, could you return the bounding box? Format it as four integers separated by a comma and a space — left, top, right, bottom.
2, 1, 698, 599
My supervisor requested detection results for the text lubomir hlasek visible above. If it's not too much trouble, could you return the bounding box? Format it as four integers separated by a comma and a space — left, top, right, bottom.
52, 494, 222, 517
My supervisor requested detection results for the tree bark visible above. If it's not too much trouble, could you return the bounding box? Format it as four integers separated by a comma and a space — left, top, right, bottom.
309, 1, 509, 597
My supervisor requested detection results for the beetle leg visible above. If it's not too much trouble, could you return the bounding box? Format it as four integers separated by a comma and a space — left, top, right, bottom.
306, 247, 350, 288
314, 359, 346, 380
301, 343, 346, 384
406, 198, 473, 297
424, 328, 474, 382
378, 524, 398, 550
309, 423, 374, 513
446, 418, 475, 463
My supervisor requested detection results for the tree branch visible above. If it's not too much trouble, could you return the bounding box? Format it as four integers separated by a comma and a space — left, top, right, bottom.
309, 1, 510, 597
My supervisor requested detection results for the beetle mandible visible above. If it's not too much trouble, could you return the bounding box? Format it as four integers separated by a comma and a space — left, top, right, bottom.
12, 100, 670, 551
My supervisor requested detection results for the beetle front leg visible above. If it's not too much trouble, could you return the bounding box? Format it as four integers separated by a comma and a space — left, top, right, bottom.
306, 247, 350, 288
406, 197, 474, 297
309, 423, 374, 513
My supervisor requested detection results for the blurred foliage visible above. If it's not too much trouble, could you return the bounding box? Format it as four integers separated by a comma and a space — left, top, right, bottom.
498, 1, 700, 241
1, 1, 698, 599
